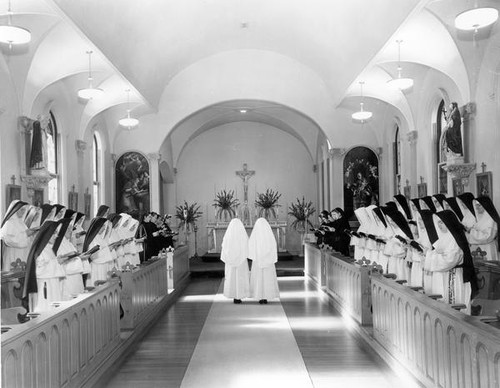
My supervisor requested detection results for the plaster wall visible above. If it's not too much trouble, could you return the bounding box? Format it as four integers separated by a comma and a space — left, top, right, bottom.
175, 121, 317, 255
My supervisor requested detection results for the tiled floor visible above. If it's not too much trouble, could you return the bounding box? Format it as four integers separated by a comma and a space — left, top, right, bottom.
103, 277, 418, 388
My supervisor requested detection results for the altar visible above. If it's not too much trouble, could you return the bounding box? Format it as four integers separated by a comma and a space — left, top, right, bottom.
206, 221, 287, 253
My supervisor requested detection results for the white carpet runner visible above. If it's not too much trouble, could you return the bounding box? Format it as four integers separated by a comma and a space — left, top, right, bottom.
180, 288, 313, 388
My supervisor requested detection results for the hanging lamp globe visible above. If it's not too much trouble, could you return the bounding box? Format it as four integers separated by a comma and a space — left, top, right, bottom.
0, 24, 31, 45
352, 102, 373, 122
119, 110, 139, 129
77, 84, 104, 100
455, 7, 498, 31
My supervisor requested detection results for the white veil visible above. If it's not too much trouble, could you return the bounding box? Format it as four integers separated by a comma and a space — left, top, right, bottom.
221, 218, 249, 266
248, 218, 277, 268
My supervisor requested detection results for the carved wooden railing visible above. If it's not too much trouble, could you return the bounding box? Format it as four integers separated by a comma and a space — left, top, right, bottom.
172, 245, 189, 286
324, 251, 373, 325
120, 256, 169, 330
304, 243, 323, 287
1, 281, 121, 388
371, 275, 500, 388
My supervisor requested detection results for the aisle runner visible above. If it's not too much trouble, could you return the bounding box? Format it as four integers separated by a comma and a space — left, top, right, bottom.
180, 288, 314, 388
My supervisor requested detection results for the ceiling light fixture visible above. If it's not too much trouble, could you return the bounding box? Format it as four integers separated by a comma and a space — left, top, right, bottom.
352, 81, 372, 122
77, 50, 104, 100
455, 6, 498, 31
387, 40, 413, 92
239, 109, 248, 114
0, 0, 31, 48
119, 89, 139, 129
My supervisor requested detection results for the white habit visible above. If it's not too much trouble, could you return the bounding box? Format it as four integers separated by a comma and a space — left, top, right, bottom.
249, 217, 279, 300
220, 218, 250, 299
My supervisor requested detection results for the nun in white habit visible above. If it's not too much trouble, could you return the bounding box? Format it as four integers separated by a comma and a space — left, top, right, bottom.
249, 217, 280, 304
220, 218, 250, 303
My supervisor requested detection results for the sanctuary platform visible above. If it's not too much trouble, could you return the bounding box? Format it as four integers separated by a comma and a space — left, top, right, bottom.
191, 254, 304, 278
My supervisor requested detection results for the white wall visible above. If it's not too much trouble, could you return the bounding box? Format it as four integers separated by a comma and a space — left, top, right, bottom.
174, 121, 317, 255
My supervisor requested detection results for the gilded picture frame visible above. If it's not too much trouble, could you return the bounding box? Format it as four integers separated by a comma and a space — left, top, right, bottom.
6, 184, 21, 208
476, 172, 492, 198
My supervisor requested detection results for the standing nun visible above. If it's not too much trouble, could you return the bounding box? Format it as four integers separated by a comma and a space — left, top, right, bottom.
249, 218, 279, 304
1, 200, 31, 271
220, 218, 250, 304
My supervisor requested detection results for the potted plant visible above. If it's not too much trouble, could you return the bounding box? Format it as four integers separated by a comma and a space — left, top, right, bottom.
213, 189, 240, 221
255, 188, 281, 220
175, 201, 203, 234
288, 197, 316, 233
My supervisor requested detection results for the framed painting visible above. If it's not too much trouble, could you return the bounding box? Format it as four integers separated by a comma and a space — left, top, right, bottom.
68, 191, 78, 211
6, 184, 21, 208
417, 183, 427, 198
476, 172, 492, 198
84, 192, 91, 219
452, 178, 464, 196
115, 151, 150, 219
403, 185, 411, 201
33, 189, 44, 207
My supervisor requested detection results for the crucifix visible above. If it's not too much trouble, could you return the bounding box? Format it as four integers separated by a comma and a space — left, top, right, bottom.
420, 176, 424, 184
481, 162, 487, 173
236, 163, 255, 203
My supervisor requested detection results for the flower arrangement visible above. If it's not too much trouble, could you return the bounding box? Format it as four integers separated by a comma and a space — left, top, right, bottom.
288, 197, 316, 231
255, 188, 281, 219
175, 201, 203, 231
213, 189, 240, 221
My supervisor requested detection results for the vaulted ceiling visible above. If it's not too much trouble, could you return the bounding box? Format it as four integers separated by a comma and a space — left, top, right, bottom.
1, 0, 499, 159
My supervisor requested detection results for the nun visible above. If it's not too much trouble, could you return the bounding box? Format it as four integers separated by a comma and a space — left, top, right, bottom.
467, 197, 499, 262
23, 221, 65, 312
83, 218, 114, 284
1, 200, 31, 271
220, 218, 250, 304
249, 218, 280, 304
424, 210, 478, 312
53, 217, 84, 299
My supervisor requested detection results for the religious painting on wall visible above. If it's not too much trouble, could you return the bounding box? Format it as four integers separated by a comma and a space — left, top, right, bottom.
68, 191, 78, 211
116, 151, 150, 218
476, 172, 492, 198
84, 190, 91, 219
6, 184, 21, 208
452, 178, 464, 197
343, 146, 379, 220
404, 185, 411, 201
417, 183, 427, 197
33, 189, 44, 207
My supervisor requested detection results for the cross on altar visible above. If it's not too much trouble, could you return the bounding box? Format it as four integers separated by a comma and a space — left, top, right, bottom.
236, 163, 255, 203
481, 162, 487, 173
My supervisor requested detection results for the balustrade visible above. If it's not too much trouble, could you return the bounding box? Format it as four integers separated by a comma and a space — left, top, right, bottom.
372, 275, 500, 388
2, 281, 121, 388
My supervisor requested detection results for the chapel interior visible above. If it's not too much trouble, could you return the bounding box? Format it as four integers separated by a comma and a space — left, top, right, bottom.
1, 1, 500, 387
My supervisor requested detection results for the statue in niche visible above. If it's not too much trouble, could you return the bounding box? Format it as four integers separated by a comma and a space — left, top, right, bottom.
29, 115, 52, 173
443, 102, 463, 161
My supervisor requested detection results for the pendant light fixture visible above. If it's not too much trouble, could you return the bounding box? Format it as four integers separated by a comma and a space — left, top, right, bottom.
387, 40, 413, 92
352, 81, 372, 122
119, 89, 139, 129
455, 2, 498, 31
77, 51, 104, 100
0, 0, 31, 48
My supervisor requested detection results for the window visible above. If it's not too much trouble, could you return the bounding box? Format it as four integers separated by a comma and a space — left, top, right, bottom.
436, 100, 448, 194
393, 125, 401, 195
47, 111, 59, 204
92, 132, 103, 215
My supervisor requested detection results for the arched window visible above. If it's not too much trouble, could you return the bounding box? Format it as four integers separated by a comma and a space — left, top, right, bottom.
92, 132, 103, 215
436, 100, 448, 194
393, 125, 401, 194
47, 111, 59, 204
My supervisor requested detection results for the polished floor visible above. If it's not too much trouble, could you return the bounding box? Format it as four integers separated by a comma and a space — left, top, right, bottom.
103, 277, 418, 388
